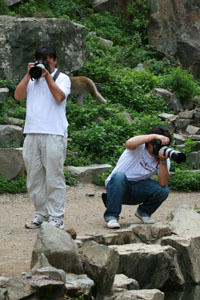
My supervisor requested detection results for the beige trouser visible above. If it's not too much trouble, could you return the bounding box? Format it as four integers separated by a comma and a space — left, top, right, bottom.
22, 134, 67, 218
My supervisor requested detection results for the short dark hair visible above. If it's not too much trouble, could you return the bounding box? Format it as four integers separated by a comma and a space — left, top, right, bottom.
147, 127, 172, 146
35, 46, 57, 61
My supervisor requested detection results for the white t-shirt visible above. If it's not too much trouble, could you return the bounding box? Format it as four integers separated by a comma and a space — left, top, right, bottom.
105, 144, 170, 186
24, 69, 71, 136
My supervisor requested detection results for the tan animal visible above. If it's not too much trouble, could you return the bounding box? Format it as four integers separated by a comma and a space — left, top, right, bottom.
69, 76, 107, 106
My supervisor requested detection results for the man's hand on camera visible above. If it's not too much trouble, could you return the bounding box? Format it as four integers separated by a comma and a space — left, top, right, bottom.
27, 63, 34, 75
158, 151, 168, 161
154, 134, 170, 145
42, 67, 49, 78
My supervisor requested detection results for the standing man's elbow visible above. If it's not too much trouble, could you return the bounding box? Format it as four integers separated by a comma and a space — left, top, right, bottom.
14, 92, 25, 101
56, 93, 65, 103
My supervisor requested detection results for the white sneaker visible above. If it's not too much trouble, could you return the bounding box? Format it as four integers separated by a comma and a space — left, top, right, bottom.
106, 219, 120, 229
135, 209, 155, 224
25, 215, 47, 229
48, 217, 64, 230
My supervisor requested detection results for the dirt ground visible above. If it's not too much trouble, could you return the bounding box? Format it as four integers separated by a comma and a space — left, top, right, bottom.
1, 183, 200, 277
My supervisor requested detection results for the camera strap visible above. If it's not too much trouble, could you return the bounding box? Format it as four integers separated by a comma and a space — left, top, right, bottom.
53, 69, 60, 82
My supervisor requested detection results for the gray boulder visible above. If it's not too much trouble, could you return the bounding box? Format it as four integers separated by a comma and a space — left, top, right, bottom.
148, 0, 200, 80
66, 163, 112, 183
5, 0, 21, 5
65, 273, 94, 299
167, 204, 200, 237
0, 125, 23, 147
93, 0, 131, 15
153, 88, 184, 114
129, 224, 172, 244
187, 151, 200, 168
110, 243, 176, 289
0, 147, 25, 180
104, 289, 164, 300
79, 240, 119, 297
0, 16, 86, 80
161, 235, 200, 284
0, 88, 9, 104
186, 125, 200, 135
31, 222, 83, 274
32, 266, 66, 283
6, 276, 36, 300
113, 274, 139, 291
94, 229, 136, 245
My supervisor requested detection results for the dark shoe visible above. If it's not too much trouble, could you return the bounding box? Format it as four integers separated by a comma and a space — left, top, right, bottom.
135, 208, 155, 224
101, 193, 107, 207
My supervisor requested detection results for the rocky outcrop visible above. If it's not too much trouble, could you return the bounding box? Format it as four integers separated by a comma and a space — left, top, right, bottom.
104, 289, 165, 300
31, 222, 83, 274
66, 164, 112, 183
92, 0, 131, 17
148, 0, 200, 80
0, 88, 9, 105
0, 125, 23, 147
1, 206, 200, 299
0, 147, 25, 180
5, 0, 21, 6
79, 240, 120, 298
0, 15, 86, 80
110, 243, 176, 289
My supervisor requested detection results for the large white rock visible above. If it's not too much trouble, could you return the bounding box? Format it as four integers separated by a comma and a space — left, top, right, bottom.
109, 243, 176, 289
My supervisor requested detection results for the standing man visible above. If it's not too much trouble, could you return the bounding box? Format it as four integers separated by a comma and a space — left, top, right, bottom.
103, 127, 172, 229
14, 46, 71, 230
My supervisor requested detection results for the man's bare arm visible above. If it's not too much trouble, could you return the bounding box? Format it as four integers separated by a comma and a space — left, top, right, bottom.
14, 63, 33, 100
126, 134, 170, 150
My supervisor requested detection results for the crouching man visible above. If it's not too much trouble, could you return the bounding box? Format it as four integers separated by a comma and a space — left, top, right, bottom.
102, 127, 172, 229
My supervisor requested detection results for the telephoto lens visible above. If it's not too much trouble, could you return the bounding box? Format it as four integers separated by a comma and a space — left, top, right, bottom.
160, 146, 186, 164
153, 140, 186, 164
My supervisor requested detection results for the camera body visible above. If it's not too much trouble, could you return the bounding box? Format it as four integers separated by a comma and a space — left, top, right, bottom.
29, 60, 50, 79
153, 139, 186, 164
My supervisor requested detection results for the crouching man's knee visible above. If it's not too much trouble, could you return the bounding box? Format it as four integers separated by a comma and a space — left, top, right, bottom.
110, 172, 127, 185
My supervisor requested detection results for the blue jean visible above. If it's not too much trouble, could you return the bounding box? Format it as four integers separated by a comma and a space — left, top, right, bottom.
104, 172, 169, 222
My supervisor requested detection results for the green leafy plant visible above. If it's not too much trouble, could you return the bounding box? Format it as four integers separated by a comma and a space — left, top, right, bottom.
183, 139, 198, 155
92, 170, 112, 186
169, 169, 200, 192
0, 0, 9, 14
63, 169, 78, 186
2, 0, 199, 195
75, 294, 85, 300
0, 176, 27, 194
161, 67, 200, 103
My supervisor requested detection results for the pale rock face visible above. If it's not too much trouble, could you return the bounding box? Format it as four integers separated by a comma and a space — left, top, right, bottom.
148, 0, 200, 80
0, 16, 86, 80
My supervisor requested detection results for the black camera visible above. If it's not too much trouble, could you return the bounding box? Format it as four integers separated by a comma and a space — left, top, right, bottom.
153, 139, 186, 164
29, 60, 50, 79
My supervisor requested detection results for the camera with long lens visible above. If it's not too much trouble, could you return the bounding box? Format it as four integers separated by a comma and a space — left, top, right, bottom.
153, 139, 186, 164
29, 60, 50, 79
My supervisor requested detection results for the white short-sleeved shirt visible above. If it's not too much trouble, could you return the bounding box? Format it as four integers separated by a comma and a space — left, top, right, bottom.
105, 144, 170, 186
24, 69, 71, 136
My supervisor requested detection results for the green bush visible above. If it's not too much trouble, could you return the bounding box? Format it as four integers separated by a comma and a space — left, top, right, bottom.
161, 67, 200, 103
0, 176, 27, 194
0, 96, 26, 124
3, 0, 200, 195
92, 170, 112, 186
67, 111, 167, 166
64, 169, 78, 186
169, 169, 200, 192
0, 0, 9, 14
